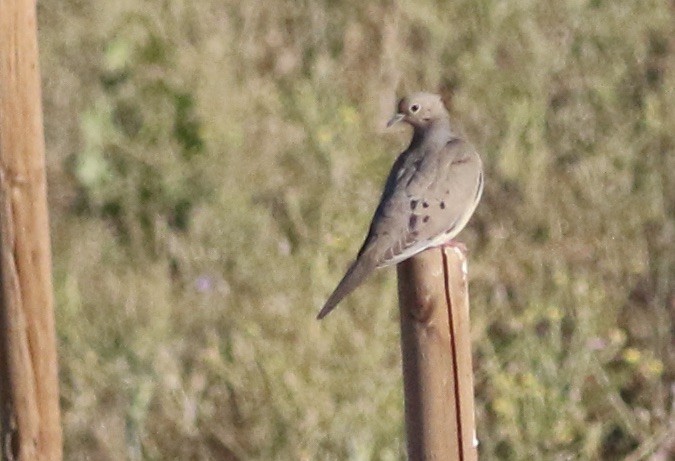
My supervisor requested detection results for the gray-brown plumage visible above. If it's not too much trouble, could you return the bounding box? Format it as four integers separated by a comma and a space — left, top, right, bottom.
317, 92, 483, 320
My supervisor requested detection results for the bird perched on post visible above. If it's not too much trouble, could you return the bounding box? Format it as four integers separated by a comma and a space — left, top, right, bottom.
317, 92, 483, 320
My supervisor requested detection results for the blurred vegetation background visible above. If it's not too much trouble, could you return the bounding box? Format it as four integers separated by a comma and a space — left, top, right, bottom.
37, 0, 674, 459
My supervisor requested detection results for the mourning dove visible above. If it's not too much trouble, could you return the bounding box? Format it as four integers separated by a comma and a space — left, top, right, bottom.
317, 92, 483, 320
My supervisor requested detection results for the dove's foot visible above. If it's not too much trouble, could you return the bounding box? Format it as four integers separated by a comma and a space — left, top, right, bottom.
441, 240, 468, 254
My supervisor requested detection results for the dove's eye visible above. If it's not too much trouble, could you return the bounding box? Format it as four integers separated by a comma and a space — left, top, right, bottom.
410, 104, 420, 113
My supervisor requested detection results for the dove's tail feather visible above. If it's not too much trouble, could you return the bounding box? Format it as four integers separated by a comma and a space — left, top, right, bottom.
317, 258, 376, 320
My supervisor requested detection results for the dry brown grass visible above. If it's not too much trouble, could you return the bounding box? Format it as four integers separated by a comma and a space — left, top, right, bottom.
37, 0, 675, 459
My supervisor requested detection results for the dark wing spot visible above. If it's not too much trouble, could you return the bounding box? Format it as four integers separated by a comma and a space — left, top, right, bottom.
423, 216, 430, 223
422, 202, 429, 208
409, 214, 418, 229
440, 201, 446, 209
410, 200, 418, 210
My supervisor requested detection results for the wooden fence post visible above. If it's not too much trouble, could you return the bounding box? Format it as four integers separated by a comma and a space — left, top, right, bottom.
0, 0, 63, 459
398, 246, 477, 461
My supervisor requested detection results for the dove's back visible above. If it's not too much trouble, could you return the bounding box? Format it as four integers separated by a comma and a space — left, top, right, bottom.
317, 138, 482, 320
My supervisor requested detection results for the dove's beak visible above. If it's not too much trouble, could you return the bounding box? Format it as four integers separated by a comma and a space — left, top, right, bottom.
387, 113, 405, 128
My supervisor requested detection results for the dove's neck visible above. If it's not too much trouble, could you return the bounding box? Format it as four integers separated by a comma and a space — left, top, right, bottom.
411, 116, 455, 150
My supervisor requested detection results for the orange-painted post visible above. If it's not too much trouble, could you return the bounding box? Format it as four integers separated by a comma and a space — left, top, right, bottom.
0, 0, 63, 459
397, 246, 477, 461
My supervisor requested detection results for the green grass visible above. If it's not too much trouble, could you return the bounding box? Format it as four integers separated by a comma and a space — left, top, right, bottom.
38, 0, 675, 459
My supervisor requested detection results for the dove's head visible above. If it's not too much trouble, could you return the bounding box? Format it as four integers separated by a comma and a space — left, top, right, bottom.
387, 92, 449, 129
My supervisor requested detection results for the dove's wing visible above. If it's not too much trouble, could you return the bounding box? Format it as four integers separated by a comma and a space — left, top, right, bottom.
358, 137, 483, 267
317, 137, 483, 320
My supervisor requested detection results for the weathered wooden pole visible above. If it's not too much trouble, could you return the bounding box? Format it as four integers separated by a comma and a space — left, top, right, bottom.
0, 0, 63, 459
397, 246, 477, 461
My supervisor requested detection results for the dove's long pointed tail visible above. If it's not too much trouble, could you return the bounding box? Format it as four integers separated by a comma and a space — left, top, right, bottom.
317, 258, 376, 320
